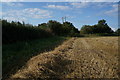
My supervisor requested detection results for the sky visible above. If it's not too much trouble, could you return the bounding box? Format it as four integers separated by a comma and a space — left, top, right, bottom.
1, 2, 119, 31
0, 0, 119, 2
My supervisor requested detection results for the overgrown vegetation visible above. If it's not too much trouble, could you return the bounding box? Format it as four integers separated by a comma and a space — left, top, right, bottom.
48, 21, 80, 36
115, 28, 120, 36
2, 19, 119, 44
80, 19, 119, 36
2, 20, 53, 44
2, 19, 80, 44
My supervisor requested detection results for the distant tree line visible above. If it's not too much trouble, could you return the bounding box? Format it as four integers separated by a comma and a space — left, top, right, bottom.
80, 19, 119, 36
2, 19, 119, 44
38, 20, 80, 36
2, 20, 53, 44
115, 28, 120, 36
2, 20, 80, 44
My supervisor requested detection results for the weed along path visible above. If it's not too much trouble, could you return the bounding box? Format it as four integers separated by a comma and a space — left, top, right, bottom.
10, 37, 119, 79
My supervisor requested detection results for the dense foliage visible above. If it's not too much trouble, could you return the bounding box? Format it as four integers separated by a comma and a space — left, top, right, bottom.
80, 19, 114, 34
2, 19, 119, 44
2, 20, 80, 44
2, 20, 53, 44
47, 20, 63, 36
115, 28, 120, 36
38, 20, 80, 36
62, 22, 80, 36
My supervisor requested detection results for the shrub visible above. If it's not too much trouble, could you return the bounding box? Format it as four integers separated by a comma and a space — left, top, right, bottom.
2, 20, 53, 44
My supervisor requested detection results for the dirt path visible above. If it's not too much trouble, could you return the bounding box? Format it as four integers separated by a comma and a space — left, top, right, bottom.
10, 37, 119, 79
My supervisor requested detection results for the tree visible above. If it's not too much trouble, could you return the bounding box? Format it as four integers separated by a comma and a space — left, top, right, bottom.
80, 25, 93, 34
63, 22, 79, 36
97, 19, 113, 33
47, 20, 63, 35
2, 20, 52, 44
98, 19, 106, 25
38, 23, 48, 29
80, 19, 113, 34
115, 28, 120, 35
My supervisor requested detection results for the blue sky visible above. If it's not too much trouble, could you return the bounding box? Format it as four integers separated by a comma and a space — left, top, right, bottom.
1, 2, 118, 30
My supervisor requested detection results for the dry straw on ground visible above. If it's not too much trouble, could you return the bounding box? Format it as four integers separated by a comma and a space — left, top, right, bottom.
9, 37, 119, 79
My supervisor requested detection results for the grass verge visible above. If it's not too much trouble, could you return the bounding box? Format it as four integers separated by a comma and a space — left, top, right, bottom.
3, 36, 68, 79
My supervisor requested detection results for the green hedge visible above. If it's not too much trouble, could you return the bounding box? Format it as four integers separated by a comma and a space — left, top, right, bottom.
2, 20, 53, 44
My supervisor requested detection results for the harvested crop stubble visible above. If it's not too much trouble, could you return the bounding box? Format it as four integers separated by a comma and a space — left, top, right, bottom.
10, 37, 119, 79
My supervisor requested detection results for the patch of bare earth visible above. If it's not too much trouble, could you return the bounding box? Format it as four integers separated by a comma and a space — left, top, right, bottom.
9, 37, 119, 79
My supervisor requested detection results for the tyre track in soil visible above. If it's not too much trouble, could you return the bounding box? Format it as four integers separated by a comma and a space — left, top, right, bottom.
66, 37, 118, 78
9, 37, 118, 79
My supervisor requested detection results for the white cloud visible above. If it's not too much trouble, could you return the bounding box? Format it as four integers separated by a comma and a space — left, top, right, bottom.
104, 4, 118, 16
70, 2, 88, 8
93, 3, 111, 8
3, 17, 26, 22
1, 0, 23, 2
65, 15, 76, 19
0, 12, 2, 16
4, 2, 23, 7
87, 16, 90, 17
3, 8, 52, 22
23, 8, 52, 18
46, 5, 70, 10
70, 2, 114, 9
85, 0, 115, 2
1, 0, 119, 2
1, 0, 17, 2
0, 12, 2, 19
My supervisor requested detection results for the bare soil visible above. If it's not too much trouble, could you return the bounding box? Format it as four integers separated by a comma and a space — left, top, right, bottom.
9, 37, 119, 79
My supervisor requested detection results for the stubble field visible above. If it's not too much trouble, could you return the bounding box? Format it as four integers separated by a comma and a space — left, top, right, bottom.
10, 37, 119, 79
